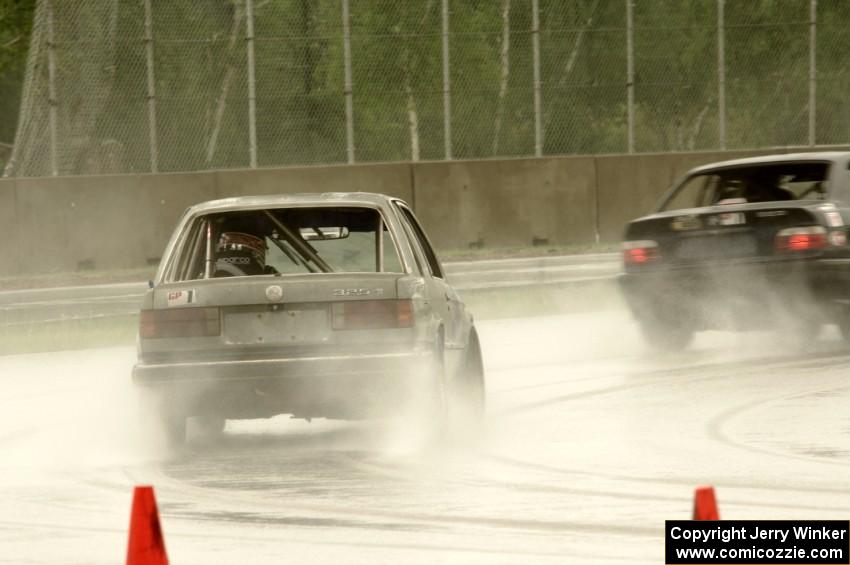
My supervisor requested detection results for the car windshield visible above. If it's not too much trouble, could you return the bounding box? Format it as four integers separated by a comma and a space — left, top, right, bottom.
173, 206, 403, 280
660, 162, 830, 212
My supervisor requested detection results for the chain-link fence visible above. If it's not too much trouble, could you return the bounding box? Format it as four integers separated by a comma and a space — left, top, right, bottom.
5, 0, 848, 177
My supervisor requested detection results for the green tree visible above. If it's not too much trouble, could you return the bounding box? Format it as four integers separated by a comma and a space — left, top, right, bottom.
0, 0, 35, 161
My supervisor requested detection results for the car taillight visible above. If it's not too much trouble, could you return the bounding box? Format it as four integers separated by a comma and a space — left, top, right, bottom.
331, 300, 414, 330
622, 240, 661, 265
139, 307, 221, 339
775, 226, 828, 252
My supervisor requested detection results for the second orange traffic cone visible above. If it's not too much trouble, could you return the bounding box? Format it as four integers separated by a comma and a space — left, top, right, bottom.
126, 485, 168, 565
692, 485, 719, 520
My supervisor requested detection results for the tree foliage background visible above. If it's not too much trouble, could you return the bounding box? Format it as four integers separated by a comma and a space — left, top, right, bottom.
0, 0, 35, 160
3, 0, 850, 177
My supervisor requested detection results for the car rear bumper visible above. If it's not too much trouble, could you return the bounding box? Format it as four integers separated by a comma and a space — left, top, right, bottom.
133, 350, 432, 385
133, 349, 436, 419
620, 258, 849, 292
619, 258, 850, 327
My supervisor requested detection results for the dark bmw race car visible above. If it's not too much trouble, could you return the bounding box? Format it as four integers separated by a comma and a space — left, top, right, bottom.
619, 152, 850, 350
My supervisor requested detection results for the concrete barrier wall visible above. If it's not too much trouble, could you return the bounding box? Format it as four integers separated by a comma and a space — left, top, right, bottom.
2, 146, 847, 277
10, 172, 219, 273
216, 162, 413, 202
0, 179, 19, 275
414, 156, 597, 249
15, 174, 139, 273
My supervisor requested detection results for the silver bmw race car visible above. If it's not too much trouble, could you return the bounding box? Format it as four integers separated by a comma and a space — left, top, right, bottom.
132, 193, 484, 442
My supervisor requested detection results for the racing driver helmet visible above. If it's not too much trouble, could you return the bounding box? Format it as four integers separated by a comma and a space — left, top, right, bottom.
215, 231, 267, 277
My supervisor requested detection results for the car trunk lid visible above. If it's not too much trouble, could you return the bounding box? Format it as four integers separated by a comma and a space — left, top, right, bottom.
142, 274, 409, 355
625, 202, 827, 266
153, 273, 400, 308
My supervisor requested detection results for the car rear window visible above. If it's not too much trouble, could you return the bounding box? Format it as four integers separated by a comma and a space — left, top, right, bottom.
172, 206, 403, 280
661, 162, 830, 212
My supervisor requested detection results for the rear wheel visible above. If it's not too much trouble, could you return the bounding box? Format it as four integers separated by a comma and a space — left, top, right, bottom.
450, 328, 486, 427
193, 416, 226, 440
836, 311, 850, 343
783, 317, 821, 350
409, 335, 448, 438
158, 404, 187, 445
428, 340, 449, 425
139, 387, 187, 445
639, 317, 694, 352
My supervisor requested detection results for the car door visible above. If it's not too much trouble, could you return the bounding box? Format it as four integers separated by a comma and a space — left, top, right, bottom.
393, 202, 466, 350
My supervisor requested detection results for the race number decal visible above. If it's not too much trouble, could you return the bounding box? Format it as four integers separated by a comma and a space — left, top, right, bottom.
167, 289, 195, 307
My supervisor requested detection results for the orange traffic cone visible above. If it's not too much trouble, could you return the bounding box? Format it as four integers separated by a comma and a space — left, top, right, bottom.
126, 486, 169, 565
692, 485, 719, 520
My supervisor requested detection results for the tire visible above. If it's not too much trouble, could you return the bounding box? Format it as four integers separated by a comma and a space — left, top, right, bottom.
411, 334, 448, 438
450, 328, 486, 427
429, 338, 449, 425
160, 405, 187, 445
783, 317, 820, 350
778, 292, 822, 349
639, 318, 694, 352
193, 416, 226, 440
137, 385, 187, 445
838, 315, 850, 343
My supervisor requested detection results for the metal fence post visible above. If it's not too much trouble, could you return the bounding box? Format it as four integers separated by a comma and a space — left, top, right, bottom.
46, 0, 59, 176
143, 0, 159, 173
342, 0, 355, 164
532, 0, 542, 157
245, 0, 258, 168
809, 0, 817, 146
717, 0, 725, 150
441, 0, 452, 160
625, 0, 634, 154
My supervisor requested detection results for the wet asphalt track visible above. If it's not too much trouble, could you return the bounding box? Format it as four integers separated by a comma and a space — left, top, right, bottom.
3, 309, 850, 563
